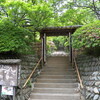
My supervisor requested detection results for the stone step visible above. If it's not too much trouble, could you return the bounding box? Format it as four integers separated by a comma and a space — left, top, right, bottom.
47, 59, 68, 61
29, 99, 79, 100
32, 88, 79, 94
48, 58, 68, 59
47, 61, 69, 63
38, 75, 77, 79
47, 59, 69, 61
42, 70, 75, 73
47, 56, 69, 59
47, 63, 69, 65
29, 93, 80, 100
34, 83, 78, 88
37, 79, 77, 83
47, 64, 70, 66
29, 55, 80, 100
41, 72, 75, 75
47, 62, 69, 65
44, 67, 75, 70
48, 59, 69, 60
47, 57, 68, 59
43, 69, 75, 72
47, 59, 69, 63
46, 67, 71, 69
47, 57, 68, 58
47, 65, 72, 67
43, 68, 75, 71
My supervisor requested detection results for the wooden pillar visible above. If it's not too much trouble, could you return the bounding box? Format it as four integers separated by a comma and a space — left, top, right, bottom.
44, 33, 46, 62
42, 33, 46, 63
0, 86, 1, 100
69, 32, 73, 63
42, 36, 44, 64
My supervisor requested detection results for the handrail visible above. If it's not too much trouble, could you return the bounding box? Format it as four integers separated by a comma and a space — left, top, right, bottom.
73, 57, 84, 89
22, 57, 42, 88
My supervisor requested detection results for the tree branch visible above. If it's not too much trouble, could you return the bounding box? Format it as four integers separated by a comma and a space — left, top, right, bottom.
73, 0, 100, 19
91, 0, 100, 19
18, 13, 26, 22
22, 25, 34, 27
1, 7, 8, 17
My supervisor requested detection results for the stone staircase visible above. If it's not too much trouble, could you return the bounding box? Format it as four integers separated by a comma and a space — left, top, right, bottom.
29, 56, 80, 100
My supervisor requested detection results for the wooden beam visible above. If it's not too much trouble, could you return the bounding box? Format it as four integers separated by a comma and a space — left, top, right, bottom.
40, 29, 75, 37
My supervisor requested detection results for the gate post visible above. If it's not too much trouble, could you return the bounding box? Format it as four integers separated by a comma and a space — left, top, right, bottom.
44, 33, 46, 63
0, 86, 1, 100
42, 33, 46, 64
69, 32, 73, 63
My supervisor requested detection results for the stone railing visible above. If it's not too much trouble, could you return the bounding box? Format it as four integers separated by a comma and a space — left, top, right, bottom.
76, 55, 100, 100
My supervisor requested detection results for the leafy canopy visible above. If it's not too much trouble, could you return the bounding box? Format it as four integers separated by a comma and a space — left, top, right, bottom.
0, 0, 53, 29
0, 0, 53, 54
60, 8, 96, 26
0, 0, 99, 55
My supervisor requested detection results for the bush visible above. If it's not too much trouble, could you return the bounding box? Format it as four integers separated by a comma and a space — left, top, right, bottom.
0, 19, 34, 54
73, 20, 100, 56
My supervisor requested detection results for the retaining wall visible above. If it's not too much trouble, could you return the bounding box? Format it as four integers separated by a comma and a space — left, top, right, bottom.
76, 55, 100, 100
0, 54, 41, 100
17, 55, 41, 100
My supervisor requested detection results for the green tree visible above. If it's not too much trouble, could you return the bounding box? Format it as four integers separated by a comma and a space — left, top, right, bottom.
52, 36, 68, 50
60, 8, 96, 26
0, 0, 54, 53
72, 0, 100, 19
0, 0, 53, 29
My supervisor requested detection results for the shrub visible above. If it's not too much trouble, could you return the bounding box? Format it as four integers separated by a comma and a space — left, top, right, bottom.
73, 20, 100, 56
0, 19, 34, 54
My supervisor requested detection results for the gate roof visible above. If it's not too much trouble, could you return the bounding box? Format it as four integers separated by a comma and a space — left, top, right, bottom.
40, 25, 82, 38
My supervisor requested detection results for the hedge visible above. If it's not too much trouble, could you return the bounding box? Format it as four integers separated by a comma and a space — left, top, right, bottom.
73, 20, 100, 56
0, 19, 34, 54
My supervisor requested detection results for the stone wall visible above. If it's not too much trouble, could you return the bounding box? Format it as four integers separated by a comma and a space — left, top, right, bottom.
16, 55, 41, 100
0, 54, 42, 100
76, 55, 100, 100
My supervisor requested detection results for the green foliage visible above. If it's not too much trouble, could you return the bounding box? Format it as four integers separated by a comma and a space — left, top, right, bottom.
29, 2, 53, 29
72, 0, 100, 19
0, 19, 34, 54
0, 0, 6, 3
60, 8, 96, 26
47, 37, 56, 54
0, 0, 53, 54
73, 20, 100, 56
64, 37, 69, 47
52, 36, 67, 50
56, 0, 100, 19
4, 0, 53, 28
0, 0, 99, 56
